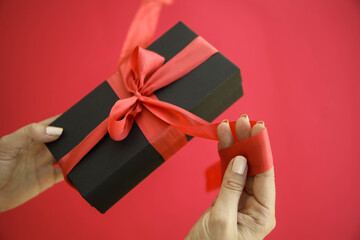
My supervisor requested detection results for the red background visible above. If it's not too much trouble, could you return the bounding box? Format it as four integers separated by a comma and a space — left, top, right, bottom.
0, 0, 359, 239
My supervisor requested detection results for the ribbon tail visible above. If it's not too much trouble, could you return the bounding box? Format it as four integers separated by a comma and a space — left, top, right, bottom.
142, 97, 219, 140
118, 0, 172, 66
219, 127, 274, 176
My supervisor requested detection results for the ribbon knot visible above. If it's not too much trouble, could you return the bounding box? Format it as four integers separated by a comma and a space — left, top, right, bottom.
108, 46, 166, 141
134, 91, 142, 98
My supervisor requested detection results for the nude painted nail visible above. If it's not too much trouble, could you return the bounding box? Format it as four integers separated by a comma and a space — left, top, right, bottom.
222, 119, 229, 124
241, 114, 249, 121
257, 121, 265, 126
232, 156, 247, 175
46, 126, 63, 137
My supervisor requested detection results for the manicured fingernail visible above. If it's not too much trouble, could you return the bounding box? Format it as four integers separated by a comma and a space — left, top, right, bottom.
222, 119, 229, 124
46, 126, 63, 137
232, 156, 247, 175
241, 114, 249, 121
257, 121, 265, 126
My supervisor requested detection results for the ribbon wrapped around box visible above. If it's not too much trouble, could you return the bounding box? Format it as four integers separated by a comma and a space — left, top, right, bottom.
46, 0, 273, 213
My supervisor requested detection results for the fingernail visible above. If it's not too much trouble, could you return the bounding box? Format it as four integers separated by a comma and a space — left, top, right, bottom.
221, 119, 229, 124
241, 114, 249, 121
232, 156, 247, 175
257, 121, 265, 126
46, 126, 63, 137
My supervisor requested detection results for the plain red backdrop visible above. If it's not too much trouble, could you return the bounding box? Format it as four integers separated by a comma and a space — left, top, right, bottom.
0, 0, 359, 239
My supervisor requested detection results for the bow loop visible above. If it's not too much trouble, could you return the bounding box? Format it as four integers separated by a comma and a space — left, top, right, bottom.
124, 46, 165, 95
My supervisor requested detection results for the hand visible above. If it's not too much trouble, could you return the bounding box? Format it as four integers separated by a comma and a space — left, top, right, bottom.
0, 116, 64, 212
186, 114, 276, 240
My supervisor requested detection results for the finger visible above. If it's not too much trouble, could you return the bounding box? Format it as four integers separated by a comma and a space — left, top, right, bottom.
251, 121, 265, 137
251, 121, 276, 211
234, 114, 251, 210
2, 123, 63, 149
242, 121, 266, 197
39, 114, 61, 126
212, 156, 248, 223
54, 167, 64, 184
235, 114, 251, 142
217, 120, 235, 150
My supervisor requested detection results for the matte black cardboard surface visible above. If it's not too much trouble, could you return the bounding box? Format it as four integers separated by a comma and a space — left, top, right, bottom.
46, 22, 243, 213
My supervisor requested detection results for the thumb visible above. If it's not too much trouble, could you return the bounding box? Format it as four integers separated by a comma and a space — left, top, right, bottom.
212, 156, 248, 222
2, 123, 63, 149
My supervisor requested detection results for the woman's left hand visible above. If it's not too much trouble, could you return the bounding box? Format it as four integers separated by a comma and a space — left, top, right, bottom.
0, 115, 64, 212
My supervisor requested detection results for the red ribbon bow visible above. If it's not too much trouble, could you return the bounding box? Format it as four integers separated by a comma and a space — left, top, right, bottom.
108, 39, 220, 143
106, 36, 221, 161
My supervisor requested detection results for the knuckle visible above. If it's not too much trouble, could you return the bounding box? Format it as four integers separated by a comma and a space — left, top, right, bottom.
223, 179, 245, 192
25, 123, 35, 134
27, 122, 38, 131
26, 123, 40, 136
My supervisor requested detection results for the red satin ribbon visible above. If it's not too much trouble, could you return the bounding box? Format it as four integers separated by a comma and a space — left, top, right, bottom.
219, 121, 273, 177
57, 0, 274, 188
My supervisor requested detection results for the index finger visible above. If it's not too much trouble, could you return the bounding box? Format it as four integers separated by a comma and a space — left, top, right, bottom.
251, 121, 276, 211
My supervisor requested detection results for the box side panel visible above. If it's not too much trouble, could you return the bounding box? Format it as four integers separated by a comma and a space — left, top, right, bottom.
67, 123, 160, 197
84, 139, 163, 213
189, 56, 243, 121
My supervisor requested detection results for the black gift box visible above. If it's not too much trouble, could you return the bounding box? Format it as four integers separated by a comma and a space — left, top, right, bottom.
46, 22, 243, 213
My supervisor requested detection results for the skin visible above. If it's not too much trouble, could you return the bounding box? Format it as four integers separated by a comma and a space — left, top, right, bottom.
0, 116, 63, 212
186, 115, 276, 240
0, 114, 275, 240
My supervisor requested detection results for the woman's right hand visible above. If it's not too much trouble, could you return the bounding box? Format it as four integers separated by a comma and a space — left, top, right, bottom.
186, 114, 276, 239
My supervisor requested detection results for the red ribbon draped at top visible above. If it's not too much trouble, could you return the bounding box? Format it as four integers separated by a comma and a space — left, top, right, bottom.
57, 0, 273, 186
